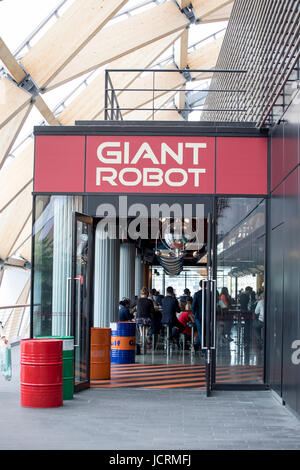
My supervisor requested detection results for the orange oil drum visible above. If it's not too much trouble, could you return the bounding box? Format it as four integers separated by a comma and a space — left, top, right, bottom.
90, 328, 111, 379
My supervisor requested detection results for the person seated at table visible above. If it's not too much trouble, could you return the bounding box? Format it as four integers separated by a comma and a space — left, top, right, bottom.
179, 300, 187, 312
176, 303, 196, 349
136, 287, 155, 338
162, 286, 183, 344
118, 298, 134, 321
148, 306, 162, 348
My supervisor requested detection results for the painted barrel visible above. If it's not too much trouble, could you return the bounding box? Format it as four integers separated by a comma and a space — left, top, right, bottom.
90, 328, 111, 379
35, 336, 74, 400
20, 339, 63, 408
110, 321, 136, 364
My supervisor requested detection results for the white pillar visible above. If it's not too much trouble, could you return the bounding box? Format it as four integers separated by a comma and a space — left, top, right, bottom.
119, 242, 135, 301
52, 196, 82, 336
93, 223, 120, 327
135, 252, 144, 296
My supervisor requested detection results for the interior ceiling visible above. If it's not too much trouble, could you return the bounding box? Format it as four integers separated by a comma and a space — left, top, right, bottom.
0, 0, 234, 267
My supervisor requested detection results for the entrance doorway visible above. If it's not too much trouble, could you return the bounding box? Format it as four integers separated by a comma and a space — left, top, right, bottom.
31, 195, 267, 394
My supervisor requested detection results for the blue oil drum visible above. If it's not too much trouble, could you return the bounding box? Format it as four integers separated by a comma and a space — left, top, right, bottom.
110, 321, 136, 364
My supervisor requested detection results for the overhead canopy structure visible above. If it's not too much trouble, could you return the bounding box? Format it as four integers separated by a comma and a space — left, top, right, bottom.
0, 0, 233, 267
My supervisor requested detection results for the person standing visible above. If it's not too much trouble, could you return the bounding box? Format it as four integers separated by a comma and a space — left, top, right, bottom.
254, 292, 264, 348
192, 280, 205, 351
136, 287, 155, 350
161, 286, 182, 344
180, 288, 193, 303
219, 287, 233, 342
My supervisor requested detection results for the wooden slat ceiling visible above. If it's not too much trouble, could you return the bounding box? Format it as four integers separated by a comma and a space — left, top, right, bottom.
0, 0, 232, 265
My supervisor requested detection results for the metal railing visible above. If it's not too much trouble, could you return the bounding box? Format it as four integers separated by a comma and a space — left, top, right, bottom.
0, 304, 31, 343
104, 68, 247, 121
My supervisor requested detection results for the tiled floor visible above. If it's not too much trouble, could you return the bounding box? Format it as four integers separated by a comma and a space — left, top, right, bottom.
0, 345, 299, 450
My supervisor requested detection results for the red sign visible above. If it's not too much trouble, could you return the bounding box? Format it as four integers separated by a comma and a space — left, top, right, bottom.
34, 134, 268, 195
86, 135, 215, 194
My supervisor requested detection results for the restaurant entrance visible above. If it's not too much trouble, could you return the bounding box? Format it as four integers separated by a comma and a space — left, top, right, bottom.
31, 122, 268, 393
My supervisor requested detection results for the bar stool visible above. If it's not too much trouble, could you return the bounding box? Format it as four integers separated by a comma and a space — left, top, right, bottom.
162, 323, 170, 354
189, 322, 195, 354
137, 321, 147, 354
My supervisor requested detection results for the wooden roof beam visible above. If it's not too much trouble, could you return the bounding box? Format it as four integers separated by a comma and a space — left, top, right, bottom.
0, 37, 60, 126
58, 30, 185, 125
0, 104, 32, 170
200, 2, 233, 23
20, 0, 128, 89
174, 29, 189, 110
116, 65, 185, 116
187, 35, 224, 78
0, 184, 32, 261
0, 38, 26, 83
0, 77, 31, 129
191, 0, 233, 21
46, 2, 189, 90
124, 90, 179, 120
0, 142, 34, 213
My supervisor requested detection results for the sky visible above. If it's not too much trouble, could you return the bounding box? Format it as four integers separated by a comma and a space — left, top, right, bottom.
0, 0, 228, 153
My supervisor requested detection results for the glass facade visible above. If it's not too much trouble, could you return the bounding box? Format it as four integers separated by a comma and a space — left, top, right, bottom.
152, 266, 207, 298
32, 195, 82, 337
31, 193, 266, 388
215, 197, 266, 383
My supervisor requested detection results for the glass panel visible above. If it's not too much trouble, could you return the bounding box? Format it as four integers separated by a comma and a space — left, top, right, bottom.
74, 219, 90, 386
215, 198, 265, 384
32, 195, 82, 337
152, 266, 207, 298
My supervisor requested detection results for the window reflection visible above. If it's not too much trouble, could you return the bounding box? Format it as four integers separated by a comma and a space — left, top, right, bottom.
216, 198, 265, 383
32, 195, 83, 337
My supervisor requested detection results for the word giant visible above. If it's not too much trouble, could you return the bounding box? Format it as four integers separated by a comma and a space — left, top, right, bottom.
96, 141, 208, 188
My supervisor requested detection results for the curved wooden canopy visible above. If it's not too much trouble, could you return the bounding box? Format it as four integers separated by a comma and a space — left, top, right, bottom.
0, 0, 233, 266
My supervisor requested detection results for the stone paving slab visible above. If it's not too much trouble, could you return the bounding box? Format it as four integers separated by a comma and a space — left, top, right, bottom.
0, 346, 299, 450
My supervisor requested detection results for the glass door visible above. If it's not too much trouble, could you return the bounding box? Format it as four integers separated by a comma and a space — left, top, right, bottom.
202, 212, 216, 396
71, 212, 93, 392
212, 198, 266, 389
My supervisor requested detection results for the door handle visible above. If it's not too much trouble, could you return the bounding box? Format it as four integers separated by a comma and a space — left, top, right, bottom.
201, 279, 208, 350
211, 279, 217, 350
201, 279, 217, 350
74, 277, 81, 348
65, 277, 72, 336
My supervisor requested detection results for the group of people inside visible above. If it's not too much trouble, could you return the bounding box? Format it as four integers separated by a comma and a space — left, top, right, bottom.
217, 285, 265, 347
119, 280, 265, 351
119, 283, 205, 352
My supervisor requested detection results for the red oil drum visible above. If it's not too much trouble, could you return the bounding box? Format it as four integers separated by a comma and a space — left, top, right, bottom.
90, 328, 111, 380
20, 339, 63, 408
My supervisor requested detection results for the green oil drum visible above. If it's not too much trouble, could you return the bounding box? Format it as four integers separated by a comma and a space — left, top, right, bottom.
34, 336, 74, 400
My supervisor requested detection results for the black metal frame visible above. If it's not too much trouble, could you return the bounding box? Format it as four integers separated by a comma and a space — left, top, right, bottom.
30, 121, 270, 393
71, 212, 94, 393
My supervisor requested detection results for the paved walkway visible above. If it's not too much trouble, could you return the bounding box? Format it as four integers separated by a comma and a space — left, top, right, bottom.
0, 346, 299, 450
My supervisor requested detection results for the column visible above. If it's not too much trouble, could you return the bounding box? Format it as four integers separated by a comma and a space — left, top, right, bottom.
135, 251, 144, 296
52, 196, 82, 336
93, 222, 120, 327
119, 242, 135, 301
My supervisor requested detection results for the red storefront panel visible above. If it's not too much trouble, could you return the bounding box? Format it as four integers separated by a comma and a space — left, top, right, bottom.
34, 135, 85, 192
216, 137, 268, 195
33, 133, 268, 195
85, 135, 216, 194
